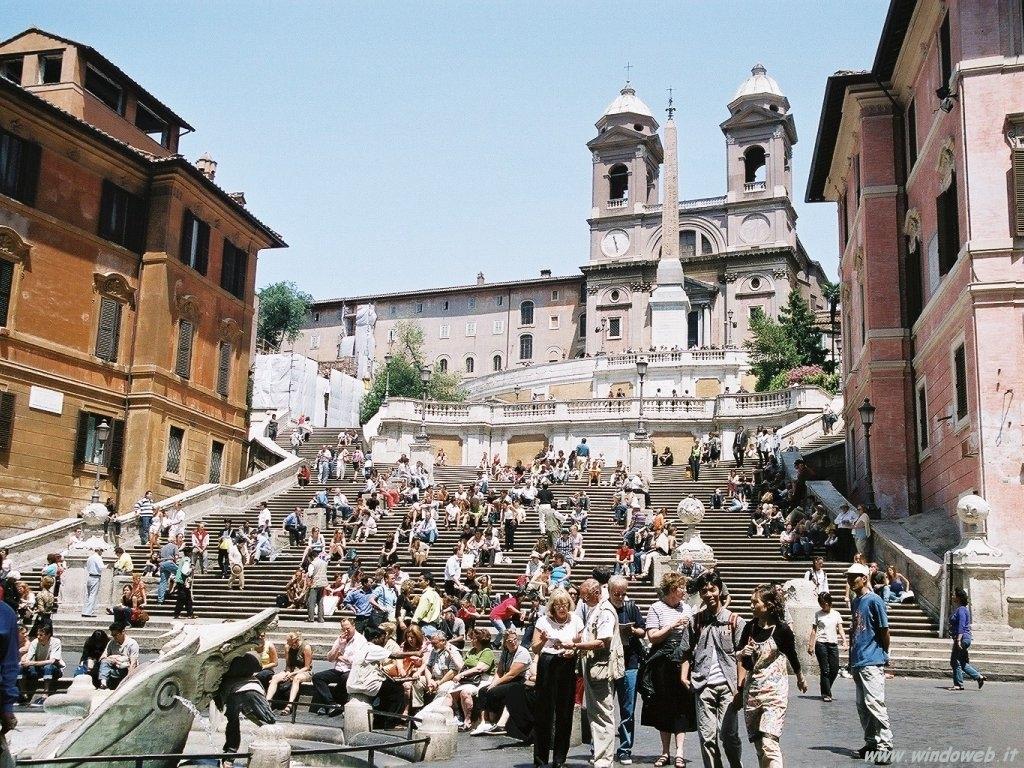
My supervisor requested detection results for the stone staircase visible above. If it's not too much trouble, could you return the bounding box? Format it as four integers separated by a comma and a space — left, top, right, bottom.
52, 424, 1024, 677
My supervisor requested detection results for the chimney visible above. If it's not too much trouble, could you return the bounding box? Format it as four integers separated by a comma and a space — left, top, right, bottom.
476, 272, 485, 285
196, 152, 217, 181
228, 191, 247, 207
540, 268, 552, 278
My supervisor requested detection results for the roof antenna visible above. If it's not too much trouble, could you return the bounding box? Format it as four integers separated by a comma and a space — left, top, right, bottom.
666, 87, 675, 120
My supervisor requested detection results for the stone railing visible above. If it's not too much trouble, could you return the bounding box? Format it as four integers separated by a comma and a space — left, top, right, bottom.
643, 196, 726, 213
600, 348, 746, 367
744, 181, 767, 192
606, 198, 628, 209
376, 386, 831, 428
1, 442, 300, 571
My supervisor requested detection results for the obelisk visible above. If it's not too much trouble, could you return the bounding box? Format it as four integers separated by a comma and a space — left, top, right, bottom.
649, 97, 690, 348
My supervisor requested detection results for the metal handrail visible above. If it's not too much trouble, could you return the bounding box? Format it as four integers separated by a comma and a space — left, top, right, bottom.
14, 734, 432, 767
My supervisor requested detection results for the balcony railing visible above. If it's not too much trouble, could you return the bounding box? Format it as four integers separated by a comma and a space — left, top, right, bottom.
606, 198, 629, 209
744, 180, 767, 192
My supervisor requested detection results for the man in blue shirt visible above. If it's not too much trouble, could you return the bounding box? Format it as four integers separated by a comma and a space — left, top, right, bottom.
575, 438, 590, 470
343, 576, 374, 636
0, 597, 21, 758
846, 563, 893, 765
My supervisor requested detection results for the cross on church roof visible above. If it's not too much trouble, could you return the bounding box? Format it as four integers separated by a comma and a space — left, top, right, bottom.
624, 61, 632, 83
667, 87, 675, 120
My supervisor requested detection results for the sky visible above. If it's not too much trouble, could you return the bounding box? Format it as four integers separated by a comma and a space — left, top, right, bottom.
7, 2, 889, 298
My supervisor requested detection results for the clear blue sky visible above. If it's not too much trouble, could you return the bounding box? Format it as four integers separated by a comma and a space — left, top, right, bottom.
9, 2, 888, 296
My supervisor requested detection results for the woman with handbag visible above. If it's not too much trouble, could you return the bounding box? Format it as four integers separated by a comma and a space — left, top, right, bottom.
450, 628, 497, 730
530, 588, 583, 768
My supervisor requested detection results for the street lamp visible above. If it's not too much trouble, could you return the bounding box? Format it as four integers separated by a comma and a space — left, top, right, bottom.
514, 385, 521, 403
858, 397, 878, 514
726, 309, 734, 347
383, 352, 393, 401
635, 357, 649, 438
416, 364, 431, 442
90, 419, 111, 504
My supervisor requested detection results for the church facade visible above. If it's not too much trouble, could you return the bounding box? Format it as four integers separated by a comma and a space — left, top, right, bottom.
289, 66, 830, 380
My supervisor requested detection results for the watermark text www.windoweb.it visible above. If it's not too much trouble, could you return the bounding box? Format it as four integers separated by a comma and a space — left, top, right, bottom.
864, 748, 1023, 764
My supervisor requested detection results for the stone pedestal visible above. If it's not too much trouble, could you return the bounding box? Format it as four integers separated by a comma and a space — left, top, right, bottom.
570, 704, 584, 747
58, 551, 113, 616
949, 495, 1014, 640
409, 439, 434, 475
343, 695, 374, 742
416, 697, 459, 761
783, 578, 819, 679
674, 497, 715, 563
249, 724, 291, 768
628, 438, 654, 483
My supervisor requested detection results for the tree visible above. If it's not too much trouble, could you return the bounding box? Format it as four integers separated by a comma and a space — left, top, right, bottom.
359, 321, 465, 423
745, 308, 800, 391
778, 288, 827, 369
820, 280, 841, 373
256, 282, 313, 351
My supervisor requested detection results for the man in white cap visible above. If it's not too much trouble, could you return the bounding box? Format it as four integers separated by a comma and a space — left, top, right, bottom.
846, 563, 893, 765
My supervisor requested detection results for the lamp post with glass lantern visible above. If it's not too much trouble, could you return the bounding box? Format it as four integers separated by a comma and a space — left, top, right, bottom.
635, 358, 649, 438
90, 420, 111, 504
416, 365, 431, 443
383, 353, 393, 401
858, 397, 878, 514
726, 309, 734, 347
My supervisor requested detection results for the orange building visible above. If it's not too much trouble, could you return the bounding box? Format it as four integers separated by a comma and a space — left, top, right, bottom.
0, 28, 286, 534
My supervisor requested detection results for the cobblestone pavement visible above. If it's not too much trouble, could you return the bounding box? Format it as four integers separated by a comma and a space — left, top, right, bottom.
422, 676, 1023, 767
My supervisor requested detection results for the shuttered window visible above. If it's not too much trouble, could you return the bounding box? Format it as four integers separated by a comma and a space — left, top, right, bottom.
95, 297, 122, 362
209, 440, 224, 483
0, 128, 41, 207
166, 425, 184, 475
216, 341, 231, 397
1013, 147, 1024, 238
220, 240, 248, 300
937, 172, 960, 277
179, 210, 209, 275
0, 259, 13, 327
0, 391, 14, 455
954, 343, 968, 421
73, 411, 123, 467
175, 320, 194, 379
98, 180, 146, 253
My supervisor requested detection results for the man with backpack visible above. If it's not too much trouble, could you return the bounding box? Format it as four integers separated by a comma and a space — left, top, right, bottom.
575, 578, 624, 768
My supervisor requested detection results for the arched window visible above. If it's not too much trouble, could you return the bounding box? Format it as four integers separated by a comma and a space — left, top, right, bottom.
519, 334, 533, 360
437, 357, 448, 373
465, 356, 475, 373
492, 354, 503, 372
520, 300, 534, 326
680, 230, 697, 257
701, 234, 714, 255
609, 164, 629, 200
743, 146, 766, 184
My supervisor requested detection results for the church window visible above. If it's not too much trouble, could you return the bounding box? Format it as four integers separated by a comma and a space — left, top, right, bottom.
681, 230, 697, 258
608, 317, 622, 339
633, 124, 643, 132
465, 356, 475, 374
520, 300, 534, 326
551, 289, 559, 301
519, 334, 533, 360
609, 164, 629, 201
549, 315, 560, 330
492, 320, 504, 334
743, 146, 766, 184
437, 357, 448, 373
701, 235, 714, 255
749, 277, 762, 291
439, 324, 450, 339
493, 354, 502, 372
465, 321, 476, 337
748, 306, 764, 320
609, 290, 620, 303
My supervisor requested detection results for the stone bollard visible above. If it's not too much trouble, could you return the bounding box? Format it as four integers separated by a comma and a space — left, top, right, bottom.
416, 696, 459, 761
249, 723, 291, 768
570, 704, 584, 747
343, 694, 374, 742
783, 577, 819, 680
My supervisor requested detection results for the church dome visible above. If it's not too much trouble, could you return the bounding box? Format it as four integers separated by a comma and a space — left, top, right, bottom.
733, 64, 784, 101
603, 82, 653, 119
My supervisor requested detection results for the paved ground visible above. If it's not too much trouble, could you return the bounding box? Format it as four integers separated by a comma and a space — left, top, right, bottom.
421, 676, 1024, 768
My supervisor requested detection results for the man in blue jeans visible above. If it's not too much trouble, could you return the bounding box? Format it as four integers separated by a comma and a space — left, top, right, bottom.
847, 563, 894, 765
157, 535, 181, 603
608, 575, 645, 764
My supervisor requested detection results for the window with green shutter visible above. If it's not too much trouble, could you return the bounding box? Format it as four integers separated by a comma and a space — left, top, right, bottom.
954, 343, 968, 421
166, 425, 184, 475
98, 180, 146, 253
216, 341, 231, 397
0, 259, 13, 327
0, 391, 15, 456
0, 128, 41, 207
95, 296, 122, 362
179, 210, 209, 275
1013, 146, 1024, 238
209, 440, 224, 483
175, 320, 194, 379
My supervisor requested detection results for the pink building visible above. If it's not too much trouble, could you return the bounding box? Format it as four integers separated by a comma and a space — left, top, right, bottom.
806, 1, 1024, 585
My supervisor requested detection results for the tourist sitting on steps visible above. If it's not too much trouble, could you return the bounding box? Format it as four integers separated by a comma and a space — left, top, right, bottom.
99, 623, 138, 690
265, 632, 313, 717
19, 625, 63, 706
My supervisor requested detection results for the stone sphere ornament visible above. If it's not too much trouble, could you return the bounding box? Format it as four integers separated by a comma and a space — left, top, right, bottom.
80, 501, 110, 528
956, 494, 990, 529
676, 496, 706, 526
